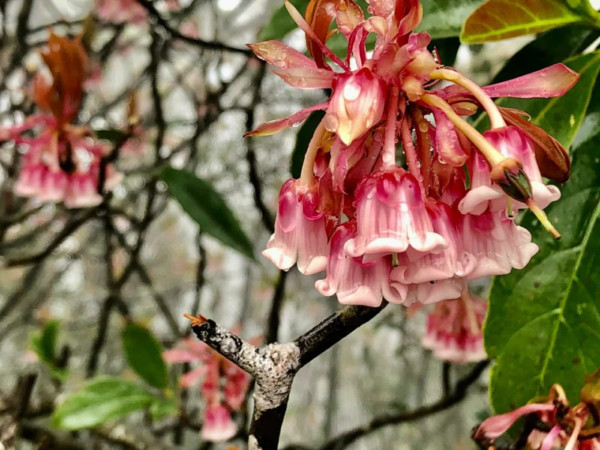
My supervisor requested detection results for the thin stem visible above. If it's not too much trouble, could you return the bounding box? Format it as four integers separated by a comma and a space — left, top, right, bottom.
527, 200, 561, 239
429, 68, 505, 129
299, 121, 327, 185
420, 94, 505, 166
382, 86, 400, 167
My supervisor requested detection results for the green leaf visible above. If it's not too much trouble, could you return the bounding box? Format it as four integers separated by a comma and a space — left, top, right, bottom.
122, 322, 168, 390
486, 126, 600, 413
159, 167, 255, 260
572, 65, 600, 149
417, 0, 484, 39
491, 25, 597, 83
31, 320, 59, 365
460, 0, 584, 44
258, 0, 309, 41
52, 377, 155, 430
476, 51, 600, 150
290, 110, 326, 178
149, 397, 178, 421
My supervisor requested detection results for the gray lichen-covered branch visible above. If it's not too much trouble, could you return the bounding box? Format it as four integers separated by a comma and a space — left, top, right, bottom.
188, 302, 389, 450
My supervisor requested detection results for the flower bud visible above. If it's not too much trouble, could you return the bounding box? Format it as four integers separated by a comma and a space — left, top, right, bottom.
324, 67, 386, 145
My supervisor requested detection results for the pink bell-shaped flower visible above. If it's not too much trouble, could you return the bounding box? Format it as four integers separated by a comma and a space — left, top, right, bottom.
459, 126, 560, 215
316, 222, 406, 307
323, 67, 386, 145
461, 211, 539, 279
345, 168, 447, 259
200, 403, 237, 442
392, 203, 476, 284
262, 179, 329, 275
403, 278, 467, 306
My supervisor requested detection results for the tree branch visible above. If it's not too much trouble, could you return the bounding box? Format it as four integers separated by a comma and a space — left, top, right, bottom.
314, 360, 489, 450
189, 302, 389, 449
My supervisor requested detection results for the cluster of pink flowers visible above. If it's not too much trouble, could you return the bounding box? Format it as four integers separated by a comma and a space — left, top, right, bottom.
474, 384, 600, 449
1, 33, 122, 208
164, 337, 251, 442
248, 0, 578, 312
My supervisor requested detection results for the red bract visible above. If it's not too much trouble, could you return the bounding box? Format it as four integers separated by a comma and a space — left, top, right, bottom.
1, 32, 122, 208
248, 0, 580, 307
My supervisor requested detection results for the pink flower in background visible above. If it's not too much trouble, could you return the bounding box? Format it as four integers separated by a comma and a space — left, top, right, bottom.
200, 404, 238, 443
164, 337, 251, 443
95, 0, 148, 24
421, 293, 487, 363
1, 33, 122, 208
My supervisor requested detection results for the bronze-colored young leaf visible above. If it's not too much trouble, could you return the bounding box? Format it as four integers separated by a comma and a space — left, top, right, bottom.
461, 0, 582, 44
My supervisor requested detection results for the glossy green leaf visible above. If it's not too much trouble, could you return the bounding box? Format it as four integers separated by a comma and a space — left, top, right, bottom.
417, 0, 484, 39
290, 110, 326, 178
52, 377, 155, 430
460, 0, 584, 44
31, 320, 59, 365
486, 125, 600, 413
160, 167, 255, 260
492, 25, 597, 83
572, 69, 600, 149
476, 51, 600, 150
122, 322, 168, 390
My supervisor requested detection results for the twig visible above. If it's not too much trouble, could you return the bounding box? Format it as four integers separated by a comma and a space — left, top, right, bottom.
4, 208, 98, 267
189, 302, 389, 449
136, 0, 252, 56
245, 62, 274, 233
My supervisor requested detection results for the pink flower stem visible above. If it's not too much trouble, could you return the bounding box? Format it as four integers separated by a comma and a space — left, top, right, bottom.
401, 117, 424, 194
411, 106, 432, 190
382, 86, 400, 167
420, 93, 504, 166
299, 120, 327, 186
429, 68, 506, 129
